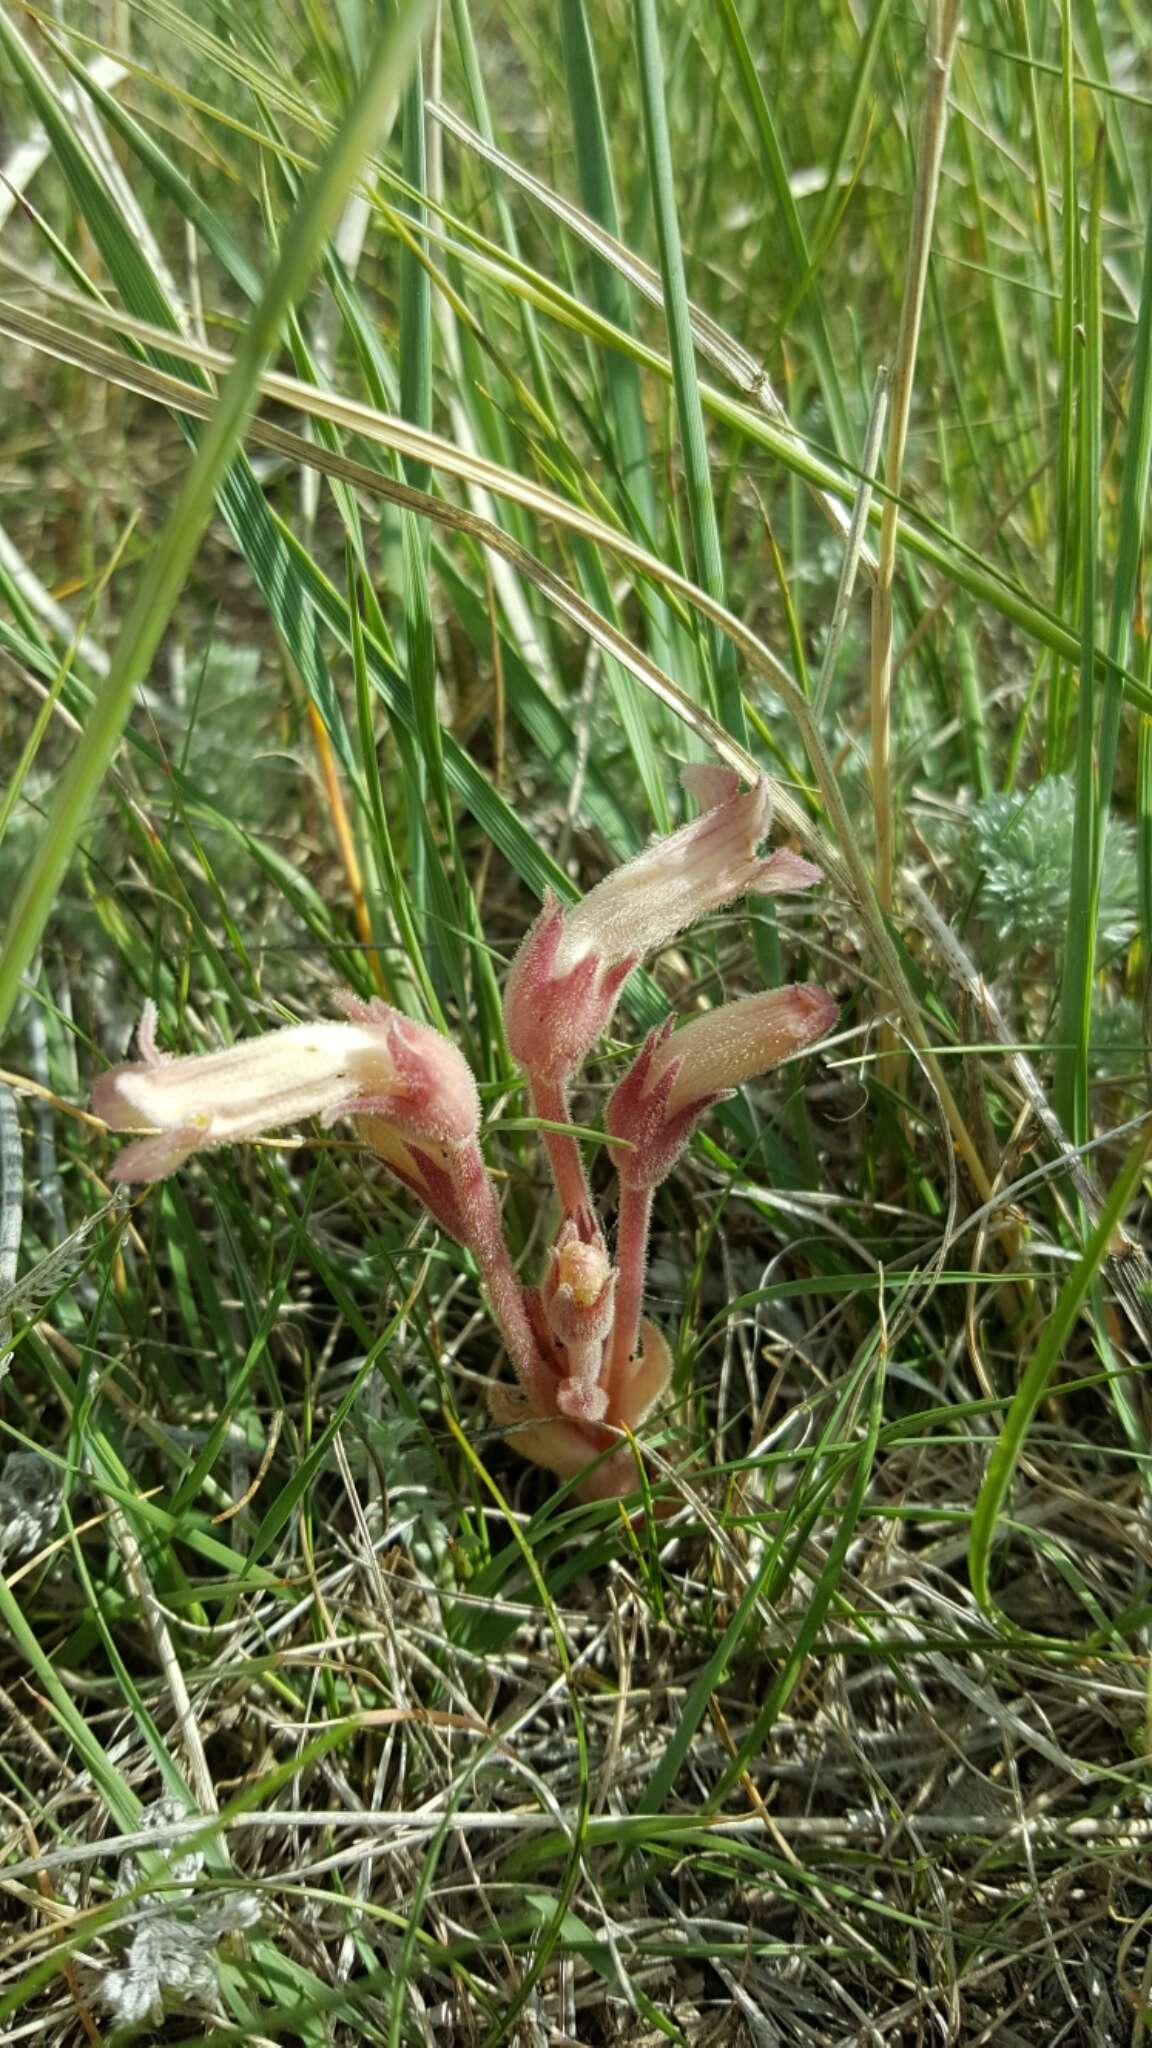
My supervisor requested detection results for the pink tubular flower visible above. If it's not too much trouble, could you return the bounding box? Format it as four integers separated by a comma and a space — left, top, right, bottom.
503, 769, 821, 1086
558, 767, 819, 972
90, 752, 836, 1510
607, 985, 838, 1191
93, 996, 479, 1183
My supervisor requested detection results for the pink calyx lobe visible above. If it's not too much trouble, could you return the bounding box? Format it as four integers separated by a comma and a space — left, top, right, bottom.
353, 1119, 470, 1244
503, 895, 635, 1083
606, 984, 838, 1191
334, 992, 480, 1146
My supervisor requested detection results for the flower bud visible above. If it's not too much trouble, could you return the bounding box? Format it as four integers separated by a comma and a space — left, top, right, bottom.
554, 1236, 608, 1308
537, 1221, 617, 1423
541, 1222, 616, 1346
661, 984, 838, 1110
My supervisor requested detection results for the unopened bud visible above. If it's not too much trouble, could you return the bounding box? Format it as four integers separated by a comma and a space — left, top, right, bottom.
556, 1237, 609, 1309
541, 1221, 616, 1347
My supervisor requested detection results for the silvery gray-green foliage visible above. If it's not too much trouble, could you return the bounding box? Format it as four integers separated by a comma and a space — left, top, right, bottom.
102, 1915, 221, 2028
112, 1796, 206, 1896
102, 1893, 260, 2028
101, 1796, 260, 2028
0, 1449, 62, 1560
963, 774, 1138, 964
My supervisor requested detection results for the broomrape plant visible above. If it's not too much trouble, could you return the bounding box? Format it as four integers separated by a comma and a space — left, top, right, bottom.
92, 770, 835, 1499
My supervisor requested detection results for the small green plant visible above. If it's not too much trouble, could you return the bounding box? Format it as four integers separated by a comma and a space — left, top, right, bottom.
963, 773, 1139, 966
100, 1798, 260, 2029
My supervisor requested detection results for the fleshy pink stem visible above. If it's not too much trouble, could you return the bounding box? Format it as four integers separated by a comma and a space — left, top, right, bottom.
555, 1338, 608, 1421
530, 1074, 594, 1225
604, 1182, 654, 1399
566, 1339, 604, 1384
448, 1140, 551, 1407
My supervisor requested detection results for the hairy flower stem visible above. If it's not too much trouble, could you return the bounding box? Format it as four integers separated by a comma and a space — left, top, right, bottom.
448, 1141, 550, 1406
605, 1182, 654, 1396
529, 1074, 593, 1224
556, 1343, 610, 1421
567, 1338, 603, 1379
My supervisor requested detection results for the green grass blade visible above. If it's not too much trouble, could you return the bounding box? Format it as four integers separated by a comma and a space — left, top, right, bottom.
1053, 139, 1104, 1140
713, 0, 852, 460
1045, 0, 1080, 766
631, 0, 742, 739
809, 0, 891, 257
0, 1567, 138, 1823
559, 0, 669, 557
711, 1354, 885, 1798
0, 0, 432, 1036
1093, 186, 1152, 928
559, 0, 674, 825
968, 1117, 1152, 1625
1141, 678, 1152, 957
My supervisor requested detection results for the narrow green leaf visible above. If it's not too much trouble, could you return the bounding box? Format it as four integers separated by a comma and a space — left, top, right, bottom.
1092, 184, 1152, 938
632, 0, 743, 739
968, 1119, 1152, 1624
713, 0, 851, 458
0, 0, 433, 1034
710, 1355, 885, 1798
1053, 137, 1104, 1139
